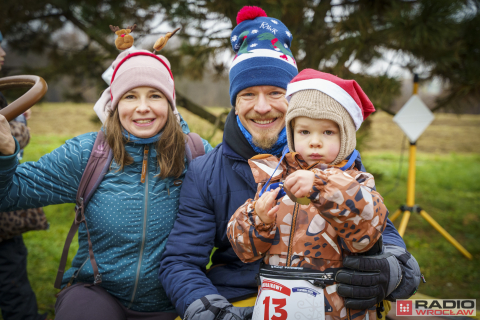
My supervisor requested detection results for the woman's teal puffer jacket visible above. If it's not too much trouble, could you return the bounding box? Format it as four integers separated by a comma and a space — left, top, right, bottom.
0, 124, 212, 312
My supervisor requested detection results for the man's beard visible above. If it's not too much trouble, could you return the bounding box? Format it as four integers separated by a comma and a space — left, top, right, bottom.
243, 110, 285, 150
251, 127, 280, 150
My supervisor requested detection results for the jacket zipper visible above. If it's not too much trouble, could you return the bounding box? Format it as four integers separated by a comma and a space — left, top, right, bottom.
285, 166, 317, 266
128, 144, 150, 308
141, 146, 149, 183
286, 203, 299, 266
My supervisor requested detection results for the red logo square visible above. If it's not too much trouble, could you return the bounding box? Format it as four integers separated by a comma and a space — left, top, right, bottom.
397, 300, 413, 316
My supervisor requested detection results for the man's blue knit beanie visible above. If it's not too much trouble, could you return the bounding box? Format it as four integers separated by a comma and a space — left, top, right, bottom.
229, 6, 298, 106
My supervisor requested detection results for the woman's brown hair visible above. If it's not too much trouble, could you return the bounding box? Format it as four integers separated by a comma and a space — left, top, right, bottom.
104, 105, 186, 179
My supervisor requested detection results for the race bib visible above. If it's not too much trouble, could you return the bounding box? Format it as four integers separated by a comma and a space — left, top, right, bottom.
252, 276, 326, 320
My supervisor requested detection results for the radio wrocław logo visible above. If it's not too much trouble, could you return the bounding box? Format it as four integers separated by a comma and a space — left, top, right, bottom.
396, 299, 476, 316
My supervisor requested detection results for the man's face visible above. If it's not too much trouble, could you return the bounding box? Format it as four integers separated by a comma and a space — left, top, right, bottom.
235, 86, 288, 150
0, 44, 5, 71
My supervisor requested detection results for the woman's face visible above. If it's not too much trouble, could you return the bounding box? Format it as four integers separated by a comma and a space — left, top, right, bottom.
117, 87, 170, 138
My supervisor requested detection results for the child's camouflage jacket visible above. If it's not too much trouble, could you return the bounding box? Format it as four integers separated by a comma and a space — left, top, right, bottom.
227, 152, 389, 320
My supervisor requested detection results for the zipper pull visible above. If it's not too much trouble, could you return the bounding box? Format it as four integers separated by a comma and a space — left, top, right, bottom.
141, 145, 149, 184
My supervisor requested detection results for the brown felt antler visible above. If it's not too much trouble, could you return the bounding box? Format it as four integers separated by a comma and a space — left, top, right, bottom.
153, 27, 181, 53
126, 24, 137, 32
109, 25, 120, 33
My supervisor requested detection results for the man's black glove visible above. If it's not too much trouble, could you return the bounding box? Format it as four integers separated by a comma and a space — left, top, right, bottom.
336, 244, 421, 310
184, 294, 253, 320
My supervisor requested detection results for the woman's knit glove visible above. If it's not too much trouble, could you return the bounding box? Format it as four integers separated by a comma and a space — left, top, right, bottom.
335, 244, 421, 309
184, 294, 253, 320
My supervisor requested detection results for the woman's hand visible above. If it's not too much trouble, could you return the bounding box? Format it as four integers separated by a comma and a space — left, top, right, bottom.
0, 115, 16, 155
284, 170, 315, 199
255, 187, 280, 224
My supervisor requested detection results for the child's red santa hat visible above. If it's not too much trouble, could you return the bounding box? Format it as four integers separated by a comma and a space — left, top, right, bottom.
285, 69, 376, 164
286, 69, 375, 130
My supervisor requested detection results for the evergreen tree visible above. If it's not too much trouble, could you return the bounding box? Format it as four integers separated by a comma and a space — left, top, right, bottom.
1, 0, 478, 115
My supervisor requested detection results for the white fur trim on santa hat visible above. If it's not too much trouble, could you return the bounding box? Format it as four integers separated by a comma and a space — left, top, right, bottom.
286, 78, 363, 130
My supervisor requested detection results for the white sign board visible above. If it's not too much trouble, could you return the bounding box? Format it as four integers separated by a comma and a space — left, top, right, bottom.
393, 95, 434, 143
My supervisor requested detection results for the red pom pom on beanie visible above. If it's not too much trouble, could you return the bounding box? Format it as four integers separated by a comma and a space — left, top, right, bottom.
236, 6, 267, 24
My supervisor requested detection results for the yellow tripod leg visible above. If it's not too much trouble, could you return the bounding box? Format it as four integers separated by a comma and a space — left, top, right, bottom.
419, 210, 473, 260
398, 210, 411, 237
389, 209, 402, 222
398, 143, 416, 238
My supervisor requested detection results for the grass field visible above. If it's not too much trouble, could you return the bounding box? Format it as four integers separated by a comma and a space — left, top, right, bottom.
4, 103, 480, 318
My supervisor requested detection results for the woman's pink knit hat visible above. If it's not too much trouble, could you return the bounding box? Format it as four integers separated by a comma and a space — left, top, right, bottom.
110, 50, 176, 110
94, 49, 178, 123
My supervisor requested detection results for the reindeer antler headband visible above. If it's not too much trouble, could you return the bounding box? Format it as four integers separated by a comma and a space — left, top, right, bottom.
109, 24, 180, 53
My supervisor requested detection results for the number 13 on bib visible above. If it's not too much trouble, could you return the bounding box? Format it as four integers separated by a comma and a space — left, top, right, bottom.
252, 277, 326, 320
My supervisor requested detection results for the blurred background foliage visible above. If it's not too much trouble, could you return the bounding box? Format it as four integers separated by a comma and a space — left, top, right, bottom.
0, 0, 479, 115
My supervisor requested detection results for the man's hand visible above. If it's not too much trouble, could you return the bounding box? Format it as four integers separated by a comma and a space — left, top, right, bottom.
0, 115, 15, 155
184, 295, 253, 320
255, 187, 280, 224
335, 244, 421, 309
283, 170, 315, 199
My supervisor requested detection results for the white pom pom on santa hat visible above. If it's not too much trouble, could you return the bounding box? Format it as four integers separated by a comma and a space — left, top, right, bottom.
285, 69, 375, 130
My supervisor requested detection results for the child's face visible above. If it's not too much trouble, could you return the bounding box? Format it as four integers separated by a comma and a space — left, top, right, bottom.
118, 86, 170, 138
293, 117, 341, 166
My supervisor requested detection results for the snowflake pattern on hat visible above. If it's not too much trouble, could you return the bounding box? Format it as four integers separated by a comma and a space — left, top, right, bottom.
229, 6, 298, 106
230, 10, 296, 66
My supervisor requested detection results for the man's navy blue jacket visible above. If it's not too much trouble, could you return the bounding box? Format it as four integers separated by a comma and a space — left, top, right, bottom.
159, 141, 406, 317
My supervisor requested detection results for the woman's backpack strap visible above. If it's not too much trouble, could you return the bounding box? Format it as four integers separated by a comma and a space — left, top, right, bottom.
185, 132, 205, 164
54, 130, 113, 289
